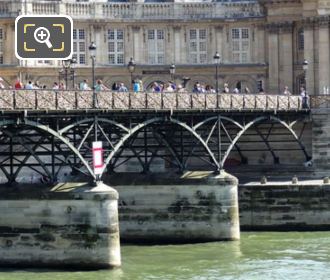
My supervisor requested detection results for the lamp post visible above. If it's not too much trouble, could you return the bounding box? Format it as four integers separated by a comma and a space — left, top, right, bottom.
127, 57, 136, 91
89, 42, 97, 108
213, 51, 221, 93
61, 58, 76, 90
302, 59, 309, 109
182, 76, 190, 89
170, 63, 176, 81
303, 59, 308, 91
70, 57, 77, 89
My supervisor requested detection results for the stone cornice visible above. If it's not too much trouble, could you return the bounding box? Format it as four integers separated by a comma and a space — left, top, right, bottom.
259, 0, 301, 5
265, 21, 294, 33
302, 15, 330, 29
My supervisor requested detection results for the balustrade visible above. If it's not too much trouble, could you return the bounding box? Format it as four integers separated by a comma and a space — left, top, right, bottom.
0, 90, 305, 111
0, 1, 263, 20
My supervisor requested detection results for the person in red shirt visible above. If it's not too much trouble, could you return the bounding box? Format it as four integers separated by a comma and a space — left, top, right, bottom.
14, 79, 23, 89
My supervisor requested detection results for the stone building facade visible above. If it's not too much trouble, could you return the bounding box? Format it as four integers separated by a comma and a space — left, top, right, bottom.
0, 0, 329, 94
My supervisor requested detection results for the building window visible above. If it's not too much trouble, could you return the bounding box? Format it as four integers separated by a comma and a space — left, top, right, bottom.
147, 29, 165, 65
0, 28, 3, 64
231, 28, 250, 63
298, 28, 304, 51
73, 29, 86, 65
108, 29, 124, 65
188, 29, 207, 64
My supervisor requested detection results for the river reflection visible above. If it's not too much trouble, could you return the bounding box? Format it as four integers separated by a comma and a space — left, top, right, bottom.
0, 232, 329, 280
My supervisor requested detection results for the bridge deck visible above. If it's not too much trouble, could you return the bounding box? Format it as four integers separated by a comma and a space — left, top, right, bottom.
0, 90, 307, 113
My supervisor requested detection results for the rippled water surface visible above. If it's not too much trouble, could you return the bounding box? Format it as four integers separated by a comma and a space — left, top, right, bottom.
0, 232, 329, 280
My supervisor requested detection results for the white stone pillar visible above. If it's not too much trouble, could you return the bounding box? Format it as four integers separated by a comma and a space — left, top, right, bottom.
279, 25, 293, 93
267, 26, 280, 94
215, 26, 223, 61
173, 26, 181, 64
304, 25, 315, 95
257, 26, 265, 64
132, 26, 141, 63
4, 24, 15, 65
181, 26, 187, 64
223, 25, 230, 64
318, 22, 330, 94
94, 26, 103, 65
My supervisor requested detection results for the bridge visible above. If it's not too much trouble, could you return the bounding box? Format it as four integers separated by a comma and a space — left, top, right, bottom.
0, 89, 313, 184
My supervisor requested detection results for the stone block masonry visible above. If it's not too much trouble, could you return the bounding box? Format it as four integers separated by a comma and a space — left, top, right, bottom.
111, 171, 240, 243
239, 182, 330, 230
312, 108, 330, 172
0, 183, 121, 269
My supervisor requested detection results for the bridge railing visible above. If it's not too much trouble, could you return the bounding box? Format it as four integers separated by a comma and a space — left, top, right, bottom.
310, 95, 330, 109
0, 90, 303, 111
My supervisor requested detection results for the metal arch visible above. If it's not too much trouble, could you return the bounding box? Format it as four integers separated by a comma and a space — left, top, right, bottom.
100, 117, 220, 177
23, 119, 95, 179
101, 117, 165, 176
169, 118, 220, 170
193, 116, 244, 130
59, 117, 130, 134
152, 130, 185, 172
268, 116, 310, 160
221, 115, 311, 167
1, 131, 52, 181
254, 124, 279, 164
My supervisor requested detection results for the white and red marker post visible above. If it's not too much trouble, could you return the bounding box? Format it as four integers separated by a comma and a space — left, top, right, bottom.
92, 141, 104, 178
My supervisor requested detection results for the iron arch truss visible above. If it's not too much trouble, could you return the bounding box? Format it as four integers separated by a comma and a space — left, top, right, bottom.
0, 112, 311, 183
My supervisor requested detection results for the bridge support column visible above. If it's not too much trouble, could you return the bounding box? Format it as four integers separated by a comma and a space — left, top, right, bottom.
113, 170, 240, 243
0, 182, 121, 269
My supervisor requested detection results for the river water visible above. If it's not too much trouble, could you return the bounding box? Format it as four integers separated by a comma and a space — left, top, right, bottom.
0, 232, 329, 280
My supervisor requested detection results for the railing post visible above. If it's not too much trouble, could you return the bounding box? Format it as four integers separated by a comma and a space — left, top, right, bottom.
35, 90, 38, 110
75, 91, 78, 109
176, 92, 178, 109
13, 90, 16, 110
161, 92, 164, 109
55, 91, 58, 110
190, 93, 193, 109
145, 91, 148, 109
111, 91, 114, 109
216, 93, 220, 109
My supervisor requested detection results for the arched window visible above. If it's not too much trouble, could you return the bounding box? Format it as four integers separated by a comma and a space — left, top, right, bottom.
298, 28, 304, 51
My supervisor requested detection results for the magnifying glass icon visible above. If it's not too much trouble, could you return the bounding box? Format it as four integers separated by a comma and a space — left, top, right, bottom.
34, 27, 53, 49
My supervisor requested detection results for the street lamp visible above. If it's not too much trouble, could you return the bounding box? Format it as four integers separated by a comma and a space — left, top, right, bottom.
89, 42, 97, 107
170, 63, 176, 81
182, 76, 190, 89
303, 59, 308, 89
127, 57, 136, 90
61, 58, 76, 90
213, 51, 221, 93
302, 59, 309, 109
70, 57, 77, 88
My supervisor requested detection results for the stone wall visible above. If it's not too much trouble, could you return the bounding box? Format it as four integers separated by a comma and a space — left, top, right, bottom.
239, 182, 330, 230
0, 184, 121, 269
312, 108, 330, 172
112, 171, 240, 243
